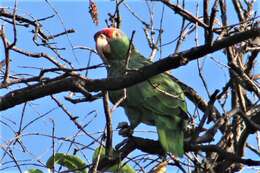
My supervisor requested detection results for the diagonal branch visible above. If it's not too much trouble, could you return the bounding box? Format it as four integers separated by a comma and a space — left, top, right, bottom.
161, 0, 209, 30
0, 28, 259, 111
95, 135, 260, 171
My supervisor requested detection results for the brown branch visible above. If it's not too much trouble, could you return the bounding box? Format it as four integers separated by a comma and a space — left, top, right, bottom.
0, 26, 11, 83
14, 45, 73, 73
219, 0, 228, 27
244, 106, 260, 133
0, 8, 49, 41
195, 107, 240, 144
245, 50, 258, 75
222, 105, 260, 162
65, 92, 102, 104
95, 134, 260, 171
123, 2, 149, 27
229, 63, 260, 98
236, 112, 260, 157
50, 95, 101, 144
171, 75, 221, 121
203, 0, 210, 42
0, 75, 78, 110
46, 29, 75, 40
207, 0, 219, 44
0, 76, 42, 88
82, 27, 259, 92
174, 18, 194, 53
102, 91, 113, 159
9, 0, 18, 48
194, 90, 219, 138
189, 144, 260, 166
0, 28, 259, 111
11, 43, 64, 68
231, 0, 245, 22
161, 0, 210, 30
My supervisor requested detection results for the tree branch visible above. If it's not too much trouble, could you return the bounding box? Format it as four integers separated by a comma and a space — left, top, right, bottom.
0, 28, 259, 111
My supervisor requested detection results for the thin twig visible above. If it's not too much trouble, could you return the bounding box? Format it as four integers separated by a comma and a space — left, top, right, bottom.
125, 30, 135, 72
51, 95, 101, 144
102, 91, 113, 159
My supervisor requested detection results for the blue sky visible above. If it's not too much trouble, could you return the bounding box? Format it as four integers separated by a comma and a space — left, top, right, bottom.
0, 0, 259, 173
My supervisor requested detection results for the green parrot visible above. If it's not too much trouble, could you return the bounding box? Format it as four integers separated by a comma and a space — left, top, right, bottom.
94, 28, 188, 156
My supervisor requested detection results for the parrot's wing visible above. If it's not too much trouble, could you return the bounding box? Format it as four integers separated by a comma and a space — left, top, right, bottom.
125, 74, 187, 156
127, 51, 188, 119
148, 73, 188, 118
127, 73, 188, 119
126, 53, 187, 156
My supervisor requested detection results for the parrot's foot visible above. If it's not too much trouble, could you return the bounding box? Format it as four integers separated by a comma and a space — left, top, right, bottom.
117, 122, 133, 137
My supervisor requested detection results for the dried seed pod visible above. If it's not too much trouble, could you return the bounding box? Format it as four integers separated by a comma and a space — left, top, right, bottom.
89, 0, 99, 25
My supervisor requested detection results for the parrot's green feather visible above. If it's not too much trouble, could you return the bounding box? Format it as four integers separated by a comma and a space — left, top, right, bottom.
97, 29, 187, 156
155, 116, 184, 156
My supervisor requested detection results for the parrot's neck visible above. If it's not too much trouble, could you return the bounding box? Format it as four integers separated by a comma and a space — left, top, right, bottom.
106, 49, 143, 78
107, 60, 127, 77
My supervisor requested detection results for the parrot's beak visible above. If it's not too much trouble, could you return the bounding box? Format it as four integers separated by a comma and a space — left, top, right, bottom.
95, 33, 111, 64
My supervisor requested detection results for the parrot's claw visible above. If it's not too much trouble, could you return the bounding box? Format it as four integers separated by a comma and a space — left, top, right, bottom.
117, 122, 133, 137
117, 122, 129, 129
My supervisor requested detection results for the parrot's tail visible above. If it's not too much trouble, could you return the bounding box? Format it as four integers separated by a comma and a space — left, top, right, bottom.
155, 117, 184, 157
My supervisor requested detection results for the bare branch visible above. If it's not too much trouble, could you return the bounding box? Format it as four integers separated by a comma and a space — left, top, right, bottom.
102, 91, 113, 159
0, 28, 259, 111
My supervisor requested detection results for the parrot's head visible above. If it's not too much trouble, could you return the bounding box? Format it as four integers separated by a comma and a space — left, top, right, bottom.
94, 28, 131, 65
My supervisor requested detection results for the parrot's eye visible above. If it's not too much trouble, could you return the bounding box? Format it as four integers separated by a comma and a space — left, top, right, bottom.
99, 34, 106, 39
113, 31, 121, 38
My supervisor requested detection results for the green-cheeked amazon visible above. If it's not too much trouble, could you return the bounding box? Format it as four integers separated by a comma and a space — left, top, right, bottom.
94, 28, 188, 156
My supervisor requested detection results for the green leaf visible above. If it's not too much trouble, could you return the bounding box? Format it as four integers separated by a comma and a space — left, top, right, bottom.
92, 146, 136, 173
46, 153, 87, 173
24, 168, 44, 173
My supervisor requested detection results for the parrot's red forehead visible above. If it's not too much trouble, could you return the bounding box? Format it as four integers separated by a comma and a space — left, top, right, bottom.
94, 28, 117, 41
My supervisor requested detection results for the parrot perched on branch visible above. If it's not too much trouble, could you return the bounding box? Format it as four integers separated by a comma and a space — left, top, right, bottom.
94, 28, 188, 156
